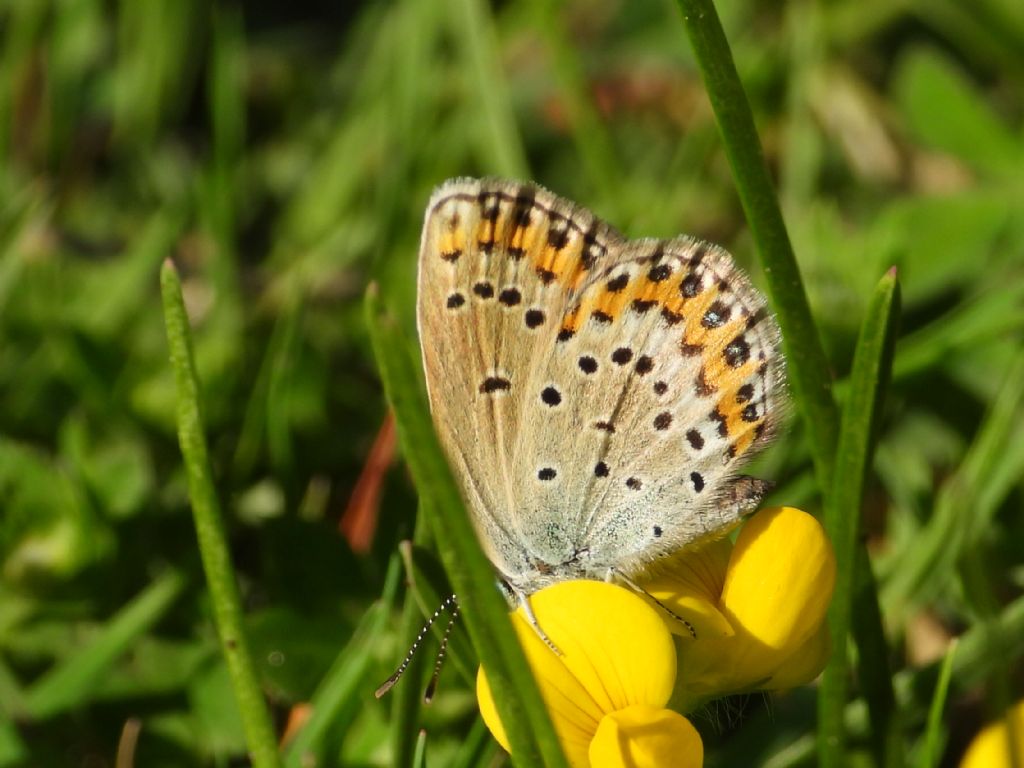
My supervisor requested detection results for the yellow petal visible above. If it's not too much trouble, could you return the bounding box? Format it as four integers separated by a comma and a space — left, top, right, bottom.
960, 700, 1024, 768
524, 581, 678, 714
669, 633, 751, 712
642, 536, 735, 639
673, 507, 835, 703
477, 581, 678, 767
765, 622, 831, 691
589, 705, 703, 768
721, 506, 834, 651
476, 669, 511, 754
477, 637, 602, 767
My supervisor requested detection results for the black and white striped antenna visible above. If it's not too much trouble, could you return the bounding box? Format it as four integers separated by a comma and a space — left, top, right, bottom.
375, 594, 459, 700
423, 602, 460, 703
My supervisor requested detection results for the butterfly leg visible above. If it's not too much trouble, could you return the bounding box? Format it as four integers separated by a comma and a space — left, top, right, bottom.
514, 588, 563, 655
611, 568, 697, 639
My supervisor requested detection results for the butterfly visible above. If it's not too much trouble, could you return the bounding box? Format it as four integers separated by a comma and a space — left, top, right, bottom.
416, 177, 785, 611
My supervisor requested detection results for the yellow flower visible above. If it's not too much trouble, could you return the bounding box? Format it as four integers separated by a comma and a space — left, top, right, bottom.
960, 700, 1024, 768
642, 507, 835, 710
476, 580, 703, 768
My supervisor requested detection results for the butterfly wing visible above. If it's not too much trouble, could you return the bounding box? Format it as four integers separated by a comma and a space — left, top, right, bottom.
416, 177, 624, 583
526, 236, 785, 579
417, 177, 785, 593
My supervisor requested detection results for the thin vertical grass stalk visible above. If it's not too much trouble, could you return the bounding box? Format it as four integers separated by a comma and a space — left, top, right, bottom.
365, 285, 569, 768
918, 640, 957, 768
451, 0, 530, 178
390, 516, 436, 767
160, 260, 283, 768
672, 0, 839, 491
284, 553, 403, 768
853, 546, 903, 767
820, 270, 900, 767
671, 3, 900, 761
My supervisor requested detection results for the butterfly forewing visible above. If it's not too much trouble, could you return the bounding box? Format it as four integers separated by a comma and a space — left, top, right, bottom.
417, 177, 785, 593
417, 178, 623, 580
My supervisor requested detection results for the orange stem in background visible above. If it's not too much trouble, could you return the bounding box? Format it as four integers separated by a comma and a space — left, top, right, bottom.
340, 412, 397, 553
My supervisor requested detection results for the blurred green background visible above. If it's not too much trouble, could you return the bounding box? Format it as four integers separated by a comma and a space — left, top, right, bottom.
1, 0, 1023, 766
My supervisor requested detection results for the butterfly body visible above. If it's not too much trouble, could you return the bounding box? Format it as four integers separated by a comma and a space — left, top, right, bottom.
417, 178, 785, 597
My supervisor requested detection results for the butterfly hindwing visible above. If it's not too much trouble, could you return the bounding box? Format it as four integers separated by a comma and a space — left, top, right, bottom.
529, 237, 785, 576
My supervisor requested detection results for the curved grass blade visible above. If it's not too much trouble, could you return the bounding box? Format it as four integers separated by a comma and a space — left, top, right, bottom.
916, 639, 957, 768
23, 569, 185, 718
450, 0, 529, 178
365, 284, 568, 768
161, 260, 283, 768
883, 351, 1024, 612
389, 515, 471, 767
766, 594, 1024, 767
819, 269, 901, 767
284, 552, 402, 768
390, 572, 430, 768
672, 0, 840, 493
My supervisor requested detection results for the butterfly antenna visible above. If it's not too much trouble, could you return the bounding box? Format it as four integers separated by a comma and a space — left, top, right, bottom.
375, 594, 458, 699
612, 569, 697, 638
423, 604, 460, 703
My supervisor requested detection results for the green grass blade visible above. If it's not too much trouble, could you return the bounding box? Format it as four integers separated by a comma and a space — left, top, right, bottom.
672, 0, 840, 493
883, 351, 1024, 612
452, 715, 498, 768
763, 594, 1024, 768
412, 728, 428, 768
449, 0, 529, 178
390, 517, 449, 768
0, 715, 26, 768
390, 581, 429, 768
852, 546, 903, 767
160, 260, 283, 768
528, 0, 619, 206
22, 569, 185, 718
365, 284, 568, 768
0, 657, 28, 720
917, 639, 957, 768
819, 269, 901, 767
284, 552, 403, 768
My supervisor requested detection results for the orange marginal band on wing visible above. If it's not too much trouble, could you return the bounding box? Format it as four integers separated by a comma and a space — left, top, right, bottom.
535, 227, 583, 286
438, 223, 465, 261
476, 202, 509, 251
